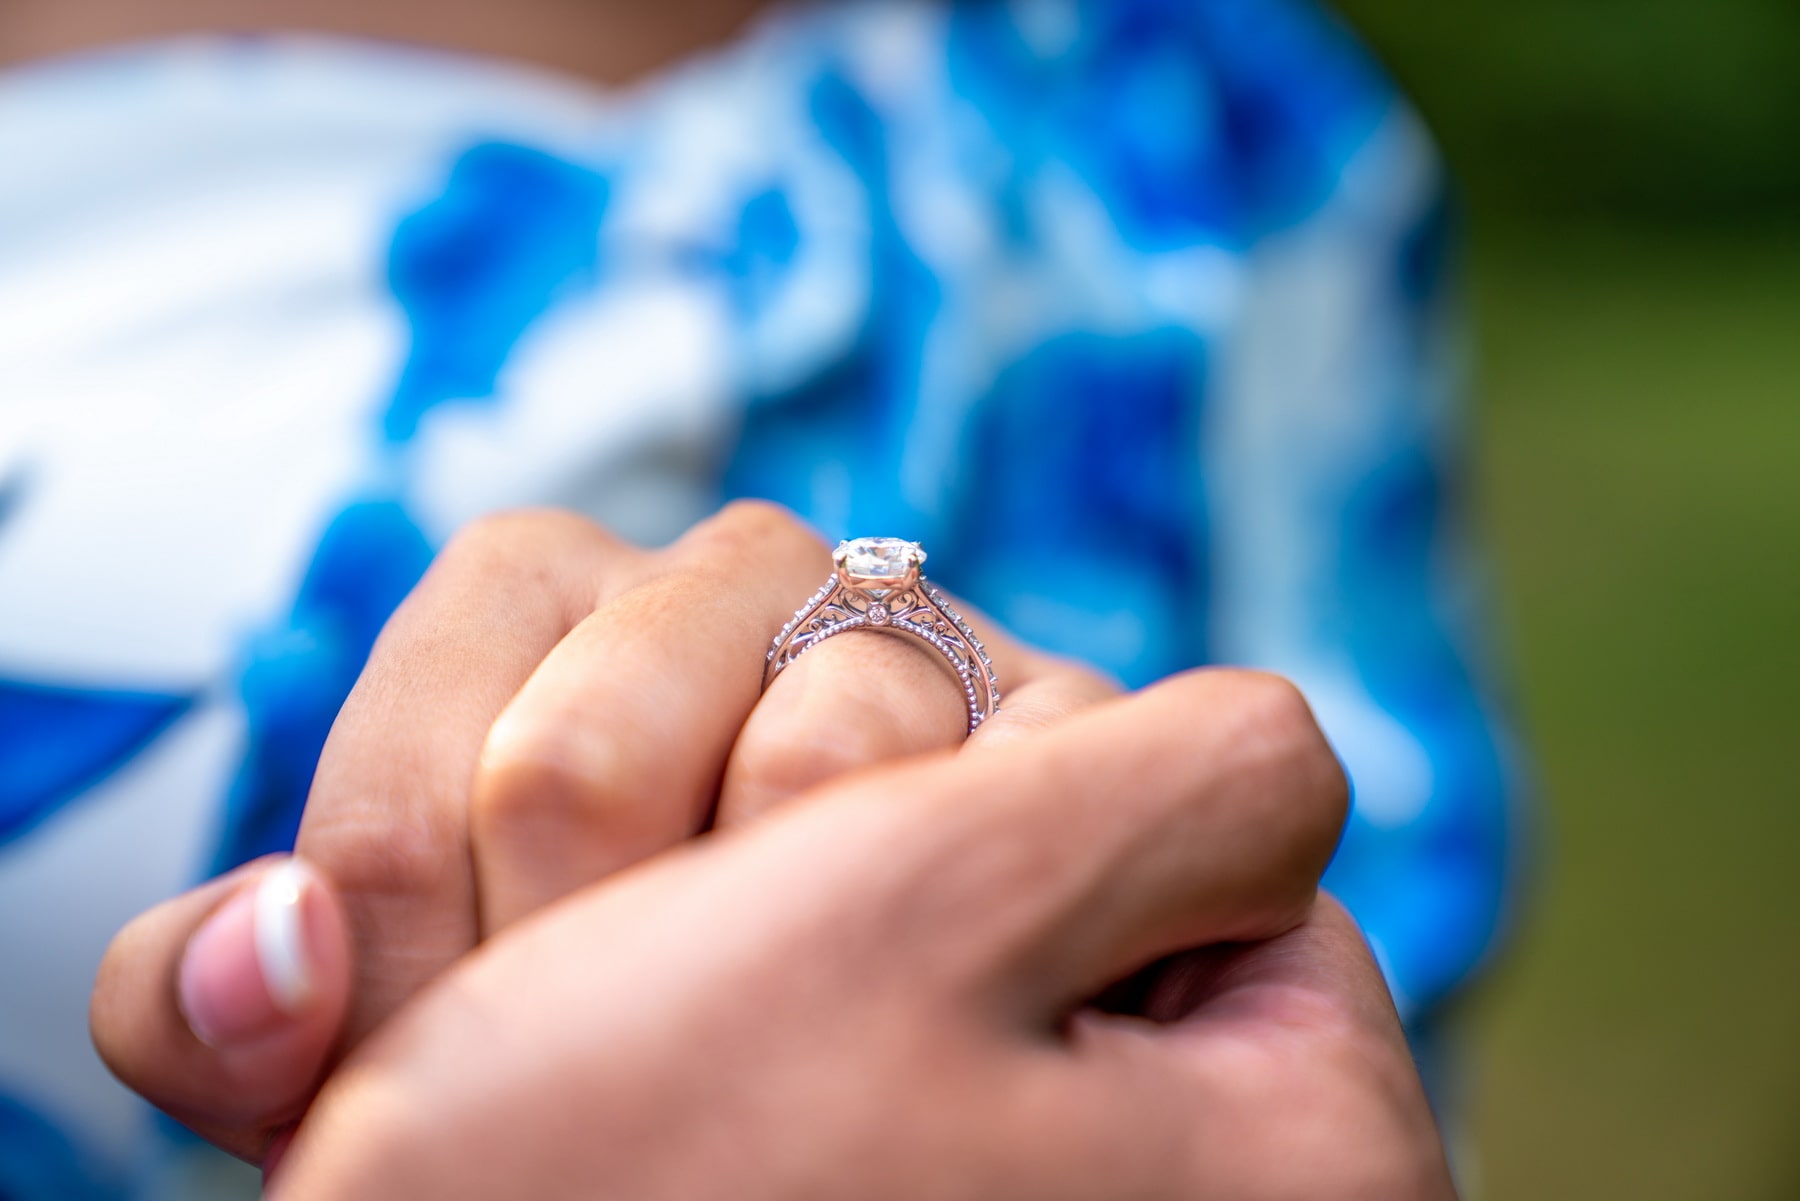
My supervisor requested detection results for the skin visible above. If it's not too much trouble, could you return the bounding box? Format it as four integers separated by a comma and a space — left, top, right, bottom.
90, 505, 1457, 1197
92, 505, 1115, 1154
269, 688, 1446, 1200
0, 0, 772, 82
38, 6, 1456, 1190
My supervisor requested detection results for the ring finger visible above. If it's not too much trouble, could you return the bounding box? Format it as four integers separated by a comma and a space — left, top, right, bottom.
716, 548, 1119, 827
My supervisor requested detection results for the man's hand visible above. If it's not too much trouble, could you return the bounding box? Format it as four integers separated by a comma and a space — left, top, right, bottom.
267, 670, 1453, 1200
89, 504, 1113, 1163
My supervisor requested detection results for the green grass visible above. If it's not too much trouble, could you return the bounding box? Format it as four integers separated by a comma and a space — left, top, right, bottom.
1465, 222, 1800, 1200
1331, 0, 1800, 224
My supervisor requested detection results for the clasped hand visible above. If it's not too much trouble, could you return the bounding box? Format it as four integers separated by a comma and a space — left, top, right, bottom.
91, 503, 1455, 1199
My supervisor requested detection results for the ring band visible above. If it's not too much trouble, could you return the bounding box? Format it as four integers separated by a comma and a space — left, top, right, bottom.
764, 538, 1001, 733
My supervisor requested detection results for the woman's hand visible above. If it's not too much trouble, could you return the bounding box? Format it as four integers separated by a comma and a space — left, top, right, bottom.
267, 670, 1454, 1200
90, 503, 1114, 1164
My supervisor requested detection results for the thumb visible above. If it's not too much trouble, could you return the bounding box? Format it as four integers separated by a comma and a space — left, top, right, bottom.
90, 854, 352, 1165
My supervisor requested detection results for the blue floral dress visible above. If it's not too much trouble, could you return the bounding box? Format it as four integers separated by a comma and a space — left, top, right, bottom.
0, 1, 1523, 1194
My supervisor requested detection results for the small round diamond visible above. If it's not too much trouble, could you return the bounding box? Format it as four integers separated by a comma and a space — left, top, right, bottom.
868, 602, 891, 626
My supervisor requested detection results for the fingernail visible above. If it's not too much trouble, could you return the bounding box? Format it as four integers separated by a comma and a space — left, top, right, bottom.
178, 859, 320, 1047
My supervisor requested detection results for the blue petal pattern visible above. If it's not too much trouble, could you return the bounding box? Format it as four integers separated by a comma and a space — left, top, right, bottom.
0, 681, 190, 845
212, 141, 610, 874
3, 4, 1527, 1189
208, 500, 434, 874
383, 142, 608, 444
0, 1090, 114, 1201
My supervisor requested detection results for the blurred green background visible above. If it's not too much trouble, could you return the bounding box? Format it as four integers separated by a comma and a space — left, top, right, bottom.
1331, 1, 1800, 1197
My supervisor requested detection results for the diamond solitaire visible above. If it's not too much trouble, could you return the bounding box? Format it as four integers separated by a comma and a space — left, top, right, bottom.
834, 538, 925, 588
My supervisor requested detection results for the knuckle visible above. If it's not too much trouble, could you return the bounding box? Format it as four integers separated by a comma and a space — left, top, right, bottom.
300, 801, 463, 905
472, 708, 678, 862
424, 508, 626, 621
1164, 669, 1349, 900
681, 500, 825, 569
1225, 669, 1321, 745
1224, 671, 1343, 791
714, 497, 806, 535
441, 508, 608, 567
1223, 671, 1350, 877
433, 509, 621, 595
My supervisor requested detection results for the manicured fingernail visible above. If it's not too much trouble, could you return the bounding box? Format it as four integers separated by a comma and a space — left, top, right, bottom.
254, 860, 318, 1014
178, 860, 319, 1047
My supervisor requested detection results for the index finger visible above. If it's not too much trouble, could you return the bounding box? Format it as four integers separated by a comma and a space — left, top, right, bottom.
296, 510, 640, 1045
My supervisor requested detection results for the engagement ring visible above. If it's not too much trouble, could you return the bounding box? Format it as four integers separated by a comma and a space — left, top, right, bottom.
764, 538, 1000, 733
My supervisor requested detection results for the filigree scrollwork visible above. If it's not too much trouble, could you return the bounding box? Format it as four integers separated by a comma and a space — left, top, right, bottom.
764, 569, 1001, 733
